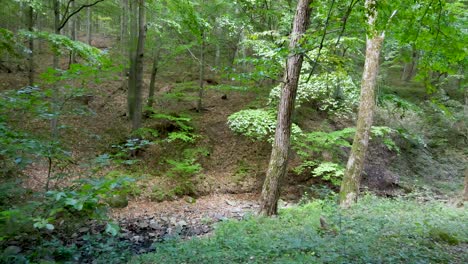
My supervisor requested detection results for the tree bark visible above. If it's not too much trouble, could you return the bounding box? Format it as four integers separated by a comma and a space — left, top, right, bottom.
87, 2, 92, 45
51, 0, 61, 138
147, 43, 161, 109
258, 0, 312, 216
401, 45, 418, 81
69, 0, 77, 66
121, 0, 129, 80
127, 0, 138, 119
197, 31, 205, 112
131, 0, 146, 131
27, 6, 34, 86
339, 0, 385, 208
463, 168, 468, 203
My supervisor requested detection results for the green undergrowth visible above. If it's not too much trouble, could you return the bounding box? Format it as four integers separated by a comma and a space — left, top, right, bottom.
135, 195, 467, 264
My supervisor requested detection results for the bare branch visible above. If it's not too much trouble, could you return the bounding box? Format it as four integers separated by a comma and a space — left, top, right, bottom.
62, 0, 74, 24
305, 0, 336, 83
58, 0, 106, 31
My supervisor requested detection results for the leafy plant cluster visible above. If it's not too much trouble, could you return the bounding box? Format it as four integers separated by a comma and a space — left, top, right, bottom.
135, 195, 467, 263
293, 126, 397, 186
164, 147, 209, 198
228, 107, 398, 186
269, 71, 360, 117
0, 176, 133, 262
227, 108, 303, 143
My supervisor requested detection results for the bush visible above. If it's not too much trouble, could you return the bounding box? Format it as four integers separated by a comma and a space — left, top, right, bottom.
269, 71, 359, 117
228, 109, 303, 143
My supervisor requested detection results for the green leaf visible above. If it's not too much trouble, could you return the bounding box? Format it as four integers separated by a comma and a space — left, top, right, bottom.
105, 222, 120, 236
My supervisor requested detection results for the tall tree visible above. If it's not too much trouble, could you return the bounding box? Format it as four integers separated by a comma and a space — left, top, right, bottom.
27, 4, 34, 86
259, 0, 313, 216
127, 0, 146, 131
339, 0, 396, 208
87, 1, 92, 45
121, 0, 129, 80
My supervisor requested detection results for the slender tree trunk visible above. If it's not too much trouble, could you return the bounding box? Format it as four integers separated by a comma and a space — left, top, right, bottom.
87, 2, 92, 45
37, 13, 42, 53
69, 0, 77, 66
258, 0, 312, 216
51, 0, 61, 138
402, 45, 418, 81
27, 6, 34, 86
215, 43, 220, 68
214, 18, 220, 68
127, 0, 138, 119
339, 0, 386, 208
121, 0, 129, 80
147, 43, 161, 109
197, 31, 205, 112
131, 0, 146, 131
463, 168, 468, 203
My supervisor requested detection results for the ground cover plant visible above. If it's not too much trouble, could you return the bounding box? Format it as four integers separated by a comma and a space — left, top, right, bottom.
136, 195, 467, 264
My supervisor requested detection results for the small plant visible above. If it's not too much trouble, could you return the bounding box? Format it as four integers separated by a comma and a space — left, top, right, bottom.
111, 138, 154, 164
233, 160, 254, 183
151, 113, 198, 143
165, 148, 209, 197
228, 108, 302, 142
312, 162, 345, 186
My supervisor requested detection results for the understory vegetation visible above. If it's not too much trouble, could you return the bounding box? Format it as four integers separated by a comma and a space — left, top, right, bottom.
136, 195, 467, 264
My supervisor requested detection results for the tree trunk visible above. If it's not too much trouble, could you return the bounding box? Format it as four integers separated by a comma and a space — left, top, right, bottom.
258, 0, 312, 216
215, 42, 220, 68
127, 0, 138, 119
131, 0, 146, 132
463, 168, 468, 203
147, 43, 161, 109
51, 0, 61, 138
87, 2, 92, 45
27, 6, 34, 86
401, 45, 418, 81
339, 0, 385, 208
121, 0, 129, 79
69, 0, 77, 66
197, 31, 205, 112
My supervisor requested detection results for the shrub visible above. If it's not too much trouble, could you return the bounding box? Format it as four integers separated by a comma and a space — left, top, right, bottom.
269, 71, 359, 117
228, 109, 303, 142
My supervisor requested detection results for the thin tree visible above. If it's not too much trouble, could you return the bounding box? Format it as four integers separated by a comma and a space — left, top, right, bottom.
258, 0, 313, 216
128, 0, 146, 131
339, 0, 397, 208
87, 2, 92, 45
121, 0, 129, 81
197, 29, 205, 112
147, 40, 161, 109
27, 5, 34, 86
